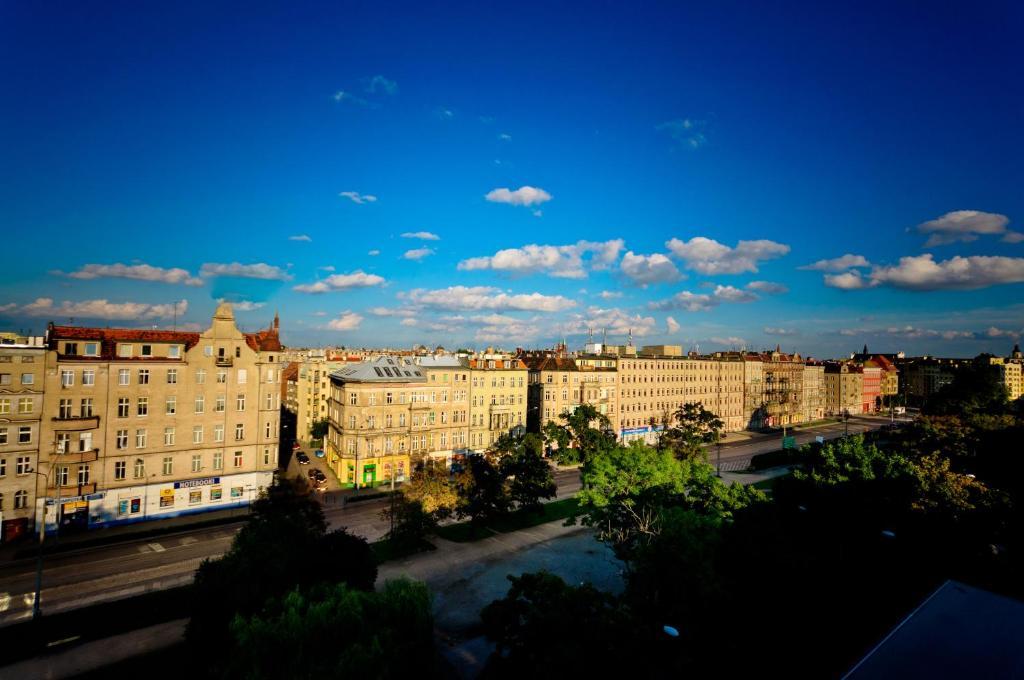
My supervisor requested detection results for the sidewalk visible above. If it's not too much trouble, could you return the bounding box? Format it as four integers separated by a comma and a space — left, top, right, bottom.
0, 619, 186, 680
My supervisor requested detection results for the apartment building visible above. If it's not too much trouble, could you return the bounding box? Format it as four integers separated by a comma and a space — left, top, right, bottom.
0, 342, 45, 541
36, 303, 280, 533
990, 353, 1023, 402
824, 362, 862, 416
284, 358, 353, 439
861, 365, 882, 413
521, 352, 618, 433
616, 347, 745, 444
897, 357, 966, 407
416, 355, 471, 461
468, 355, 528, 450
803, 361, 825, 422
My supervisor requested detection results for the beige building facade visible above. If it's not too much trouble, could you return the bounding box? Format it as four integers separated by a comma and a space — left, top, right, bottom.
0, 343, 45, 541
468, 356, 528, 450
824, 362, 862, 416
803, 362, 825, 422
36, 304, 280, 533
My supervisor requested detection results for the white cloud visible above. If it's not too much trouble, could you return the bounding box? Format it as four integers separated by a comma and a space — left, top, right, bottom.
555, 306, 657, 338
312, 311, 327, 317
217, 298, 265, 312
824, 254, 1024, 291
883, 325, 974, 340
984, 326, 1022, 339
319, 265, 335, 272
365, 75, 398, 95
764, 327, 799, 336
746, 280, 789, 295
403, 248, 435, 261
60, 263, 204, 286
402, 286, 576, 312
620, 251, 682, 286
650, 284, 758, 311
327, 311, 363, 331
293, 270, 386, 293
458, 239, 624, 279
484, 186, 552, 207
401, 231, 440, 241
332, 90, 370, 106
656, 118, 708, 149
368, 250, 380, 256
532, 209, 543, 218
369, 306, 416, 318
1004, 231, 1024, 244
289, 234, 312, 242
666, 237, 790, 275
709, 336, 747, 347
400, 318, 418, 327
339, 191, 377, 204
666, 316, 680, 334
18, 298, 188, 320
799, 254, 871, 271
200, 262, 292, 281
0, 303, 17, 313
917, 210, 1011, 247
499, 133, 512, 141
599, 290, 623, 299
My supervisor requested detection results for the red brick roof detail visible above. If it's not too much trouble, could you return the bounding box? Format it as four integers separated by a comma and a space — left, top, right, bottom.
244, 327, 282, 352
48, 325, 201, 355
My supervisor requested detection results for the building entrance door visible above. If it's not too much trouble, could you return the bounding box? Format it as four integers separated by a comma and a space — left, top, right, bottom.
362, 464, 376, 486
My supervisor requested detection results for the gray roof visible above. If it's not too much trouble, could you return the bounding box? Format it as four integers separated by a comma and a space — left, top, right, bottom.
329, 356, 426, 383
416, 356, 469, 369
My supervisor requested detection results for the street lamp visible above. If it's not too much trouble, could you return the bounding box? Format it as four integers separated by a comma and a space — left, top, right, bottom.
24, 466, 52, 621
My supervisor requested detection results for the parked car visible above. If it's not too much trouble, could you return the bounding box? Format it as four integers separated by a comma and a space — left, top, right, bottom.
314, 449, 325, 458
292, 441, 301, 450
296, 452, 310, 465
307, 468, 319, 480
313, 469, 327, 482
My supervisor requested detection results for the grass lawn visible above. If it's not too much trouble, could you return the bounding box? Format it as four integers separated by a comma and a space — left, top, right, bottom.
372, 537, 436, 563
435, 497, 581, 543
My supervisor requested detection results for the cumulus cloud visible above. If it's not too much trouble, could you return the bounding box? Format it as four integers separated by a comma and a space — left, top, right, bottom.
764, 327, 799, 336
498, 133, 512, 141
666, 316, 680, 334
217, 298, 264, 312
400, 318, 418, 327
620, 251, 682, 286
824, 254, 1024, 291
401, 231, 440, 240
917, 210, 1012, 247
656, 118, 708, 149
327, 311, 363, 331
293, 270, 386, 293
339, 191, 377, 204
402, 286, 576, 312
458, 239, 624, 279
650, 285, 758, 311
883, 325, 974, 340
289, 235, 312, 242
554, 306, 657, 338
18, 298, 188, 320
484, 186, 552, 207
59, 263, 204, 286
708, 336, 747, 347
666, 237, 790, 275
403, 248, 435, 261
746, 280, 789, 295
0, 303, 17, 313
365, 75, 398, 95
200, 262, 292, 281
599, 290, 623, 299
368, 250, 380, 256
799, 254, 871, 271
368, 306, 416, 318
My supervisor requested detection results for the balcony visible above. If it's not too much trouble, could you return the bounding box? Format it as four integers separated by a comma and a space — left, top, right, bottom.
489, 403, 513, 413
54, 482, 97, 496
51, 448, 101, 464
51, 415, 100, 431
215, 356, 233, 367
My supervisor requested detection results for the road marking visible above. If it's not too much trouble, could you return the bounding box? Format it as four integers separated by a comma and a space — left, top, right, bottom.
147, 542, 166, 553
0, 592, 9, 612
179, 536, 198, 546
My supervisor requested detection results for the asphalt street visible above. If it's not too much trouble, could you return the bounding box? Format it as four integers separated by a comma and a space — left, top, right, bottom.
0, 416, 896, 626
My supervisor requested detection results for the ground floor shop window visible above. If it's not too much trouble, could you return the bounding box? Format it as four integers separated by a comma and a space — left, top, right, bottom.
230, 486, 243, 498
189, 490, 202, 505
159, 489, 174, 508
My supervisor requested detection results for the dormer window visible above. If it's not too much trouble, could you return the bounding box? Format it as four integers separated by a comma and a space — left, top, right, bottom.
168, 345, 181, 358
84, 342, 99, 356
65, 342, 78, 356
141, 345, 152, 357
118, 344, 132, 358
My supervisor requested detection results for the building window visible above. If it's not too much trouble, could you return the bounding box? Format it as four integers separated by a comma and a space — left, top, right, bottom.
21, 373, 33, 386
217, 370, 227, 384
237, 369, 247, 385
167, 369, 178, 384
59, 398, 73, 419
18, 427, 31, 444
138, 369, 150, 385
162, 457, 173, 475
16, 456, 31, 475
118, 344, 132, 358
83, 369, 95, 386
168, 345, 181, 358
164, 427, 175, 446
234, 451, 243, 468
137, 397, 148, 416
115, 460, 126, 480
195, 394, 205, 413
81, 398, 93, 417
117, 429, 129, 449
134, 459, 145, 478
141, 345, 152, 357
14, 490, 27, 509
189, 490, 201, 505
265, 420, 272, 438
166, 396, 176, 415
118, 368, 130, 386
236, 393, 246, 411
191, 454, 202, 472
78, 464, 90, 485
0, 374, 8, 385
265, 392, 274, 409
214, 451, 224, 470
0, 429, 6, 446
204, 345, 213, 357
234, 424, 244, 441
193, 425, 203, 444
196, 368, 206, 384
61, 369, 74, 387
56, 432, 70, 453
136, 428, 147, 448
57, 466, 69, 486
215, 394, 225, 412
65, 342, 78, 356
349, 393, 357, 406
263, 448, 271, 465
214, 424, 224, 442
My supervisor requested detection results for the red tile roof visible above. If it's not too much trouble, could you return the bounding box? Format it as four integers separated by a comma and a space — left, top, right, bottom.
48, 324, 201, 353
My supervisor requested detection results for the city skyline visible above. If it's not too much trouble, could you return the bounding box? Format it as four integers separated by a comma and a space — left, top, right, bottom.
3, 3, 1023, 357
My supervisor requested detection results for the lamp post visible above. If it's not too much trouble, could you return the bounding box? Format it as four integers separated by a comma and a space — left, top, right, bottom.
843, 409, 850, 438
25, 466, 52, 621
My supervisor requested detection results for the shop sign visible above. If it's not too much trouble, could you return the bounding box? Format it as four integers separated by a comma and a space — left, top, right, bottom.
174, 477, 220, 489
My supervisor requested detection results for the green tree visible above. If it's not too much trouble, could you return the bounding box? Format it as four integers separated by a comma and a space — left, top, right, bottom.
187, 479, 377, 663
382, 460, 457, 547
454, 454, 511, 530
925, 354, 1010, 416
499, 435, 557, 513
227, 579, 435, 679
542, 403, 616, 465
658, 403, 725, 460
309, 417, 330, 442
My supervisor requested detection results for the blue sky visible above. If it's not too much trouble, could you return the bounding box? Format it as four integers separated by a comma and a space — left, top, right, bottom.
2, 1, 1023, 357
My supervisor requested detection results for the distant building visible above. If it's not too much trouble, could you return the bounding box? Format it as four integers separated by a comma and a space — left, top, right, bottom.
0, 342, 46, 542
824, 361, 862, 416
803, 361, 825, 422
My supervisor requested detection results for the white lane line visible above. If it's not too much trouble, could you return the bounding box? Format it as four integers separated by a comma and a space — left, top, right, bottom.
147, 542, 166, 553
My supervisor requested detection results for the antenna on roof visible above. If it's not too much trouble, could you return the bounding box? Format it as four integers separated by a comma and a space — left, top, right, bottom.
173, 301, 178, 331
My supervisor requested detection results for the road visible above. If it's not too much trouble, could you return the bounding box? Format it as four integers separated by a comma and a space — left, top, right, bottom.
0, 416, 895, 626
